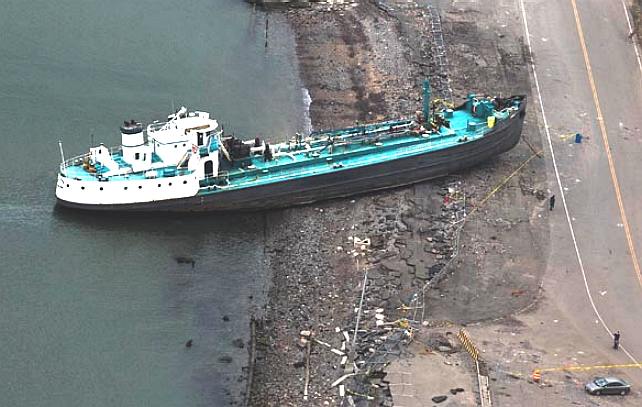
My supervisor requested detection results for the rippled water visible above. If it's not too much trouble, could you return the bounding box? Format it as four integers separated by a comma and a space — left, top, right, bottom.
0, 1, 304, 405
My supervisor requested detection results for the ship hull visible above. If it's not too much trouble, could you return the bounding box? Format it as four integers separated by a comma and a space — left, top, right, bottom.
56, 100, 525, 212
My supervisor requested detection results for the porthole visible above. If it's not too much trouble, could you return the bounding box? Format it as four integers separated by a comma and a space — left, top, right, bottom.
124, 187, 128, 190
100, 187, 103, 191
158, 183, 161, 187
183, 143, 186, 147
66, 184, 69, 187
138, 186, 142, 189
81, 186, 85, 190
169, 182, 172, 186
174, 145, 177, 148
183, 180, 187, 184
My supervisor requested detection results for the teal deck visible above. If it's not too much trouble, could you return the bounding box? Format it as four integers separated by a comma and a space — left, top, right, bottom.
200, 108, 493, 193
62, 152, 191, 181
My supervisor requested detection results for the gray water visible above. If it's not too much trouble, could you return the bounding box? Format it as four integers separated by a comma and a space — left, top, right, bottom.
0, 1, 305, 405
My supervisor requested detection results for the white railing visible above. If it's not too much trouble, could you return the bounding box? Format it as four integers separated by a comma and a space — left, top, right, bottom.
59, 145, 123, 176
147, 121, 168, 133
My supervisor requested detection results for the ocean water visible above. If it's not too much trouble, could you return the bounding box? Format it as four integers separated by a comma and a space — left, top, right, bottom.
0, 0, 304, 405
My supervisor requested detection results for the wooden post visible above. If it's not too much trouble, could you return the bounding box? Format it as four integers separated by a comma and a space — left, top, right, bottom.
303, 339, 311, 400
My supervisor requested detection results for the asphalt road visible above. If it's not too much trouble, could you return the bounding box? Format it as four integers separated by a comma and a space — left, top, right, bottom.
521, 0, 642, 384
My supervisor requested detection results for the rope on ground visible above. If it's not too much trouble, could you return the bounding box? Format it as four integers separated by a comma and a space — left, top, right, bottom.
467, 151, 542, 219
417, 151, 541, 322
522, 136, 543, 158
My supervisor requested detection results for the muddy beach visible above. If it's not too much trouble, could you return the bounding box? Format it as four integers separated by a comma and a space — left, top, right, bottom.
248, 0, 548, 405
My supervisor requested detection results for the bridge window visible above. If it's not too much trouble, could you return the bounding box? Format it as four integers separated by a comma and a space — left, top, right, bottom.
135, 152, 140, 160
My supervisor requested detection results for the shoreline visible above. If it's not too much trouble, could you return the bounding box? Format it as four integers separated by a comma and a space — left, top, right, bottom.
249, 0, 547, 405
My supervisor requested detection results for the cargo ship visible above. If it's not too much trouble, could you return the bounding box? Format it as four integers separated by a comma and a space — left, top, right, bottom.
55, 85, 526, 212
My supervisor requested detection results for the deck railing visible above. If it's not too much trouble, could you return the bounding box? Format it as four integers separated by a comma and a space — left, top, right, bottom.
59, 145, 123, 175
58, 145, 194, 180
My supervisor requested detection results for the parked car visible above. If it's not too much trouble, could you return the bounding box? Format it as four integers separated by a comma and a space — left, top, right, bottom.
585, 376, 631, 395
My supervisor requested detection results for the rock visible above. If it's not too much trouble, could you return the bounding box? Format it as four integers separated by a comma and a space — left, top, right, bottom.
415, 268, 430, 280
218, 355, 233, 363
368, 270, 382, 280
432, 395, 448, 403
395, 220, 408, 232
438, 345, 452, 352
232, 338, 245, 349
450, 387, 465, 394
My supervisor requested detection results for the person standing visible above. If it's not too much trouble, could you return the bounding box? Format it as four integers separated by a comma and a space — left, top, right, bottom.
549, 195, 556, 211
613, 330, 621, 350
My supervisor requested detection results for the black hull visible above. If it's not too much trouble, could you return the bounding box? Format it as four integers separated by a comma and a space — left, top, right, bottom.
57, 99, 526, 212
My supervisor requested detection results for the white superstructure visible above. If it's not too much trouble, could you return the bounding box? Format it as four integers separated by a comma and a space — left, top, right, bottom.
56, 107, 221, 207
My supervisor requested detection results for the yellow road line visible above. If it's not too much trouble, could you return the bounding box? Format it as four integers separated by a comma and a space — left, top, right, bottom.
535, 362, 642, 373
570, 0, 642, 289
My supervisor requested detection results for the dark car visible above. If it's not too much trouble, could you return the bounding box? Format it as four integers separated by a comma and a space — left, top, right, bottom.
585, 376, 631, 396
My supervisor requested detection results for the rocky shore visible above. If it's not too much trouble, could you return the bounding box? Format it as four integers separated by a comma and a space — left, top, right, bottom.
249, 0, 549, 405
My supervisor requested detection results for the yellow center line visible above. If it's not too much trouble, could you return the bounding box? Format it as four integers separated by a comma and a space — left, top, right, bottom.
570, 0, 642, 289
535, 362, 642, 373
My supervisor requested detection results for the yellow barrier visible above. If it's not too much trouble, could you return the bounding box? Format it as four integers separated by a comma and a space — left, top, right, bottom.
457, 328, 480, 361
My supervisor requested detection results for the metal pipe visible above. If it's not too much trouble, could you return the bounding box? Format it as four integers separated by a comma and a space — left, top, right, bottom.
352, 258, 368, 351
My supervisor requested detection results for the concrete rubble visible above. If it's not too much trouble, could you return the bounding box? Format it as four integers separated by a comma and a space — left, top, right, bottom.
249, 0, 547, 406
